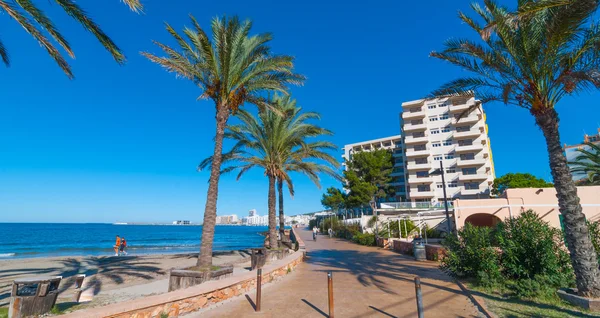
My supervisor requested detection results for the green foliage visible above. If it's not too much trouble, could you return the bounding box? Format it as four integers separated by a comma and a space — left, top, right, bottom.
443, 211, 576, 297
424, 225, 444, 239
0, 308, 6, 318
569, 142, 600, 185
335, 222, 361, 240
308, 219, 317, 229
588, 221, 600, 263
319, 217, 341, 233
366, 215, 378, 228
496, 211, 573, 286
344, 150, 394, 207
380, 219, 417, 238
442, 223, 501, 286
160, 312, 169, 318
352, 232, 376, 246
491, 173, 553, 196
321, 187, 347, 211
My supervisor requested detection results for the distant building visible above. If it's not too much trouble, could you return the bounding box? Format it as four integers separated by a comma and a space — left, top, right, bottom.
173, 220, 191, 225
216, 214, 240, 225
565, 128, 600, 181
249, 209, 257, 217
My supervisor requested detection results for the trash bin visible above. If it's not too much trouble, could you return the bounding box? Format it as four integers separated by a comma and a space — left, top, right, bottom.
9, 276, 62, 318
251, 248, 268, 270
413, 238, 426, 261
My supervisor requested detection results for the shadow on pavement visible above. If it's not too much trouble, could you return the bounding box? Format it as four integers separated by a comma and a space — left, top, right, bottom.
369, 305, 397, 318
301, 298, 328, 317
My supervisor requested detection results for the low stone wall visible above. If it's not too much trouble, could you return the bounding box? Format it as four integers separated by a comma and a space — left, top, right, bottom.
393, 240, 413, 255
61, 252, 305, 318
425, 244, 447, 262
290, 227, 305, 251
376, 237, 391, 249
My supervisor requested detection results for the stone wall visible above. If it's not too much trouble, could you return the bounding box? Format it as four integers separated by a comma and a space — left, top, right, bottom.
425, 244, 447, 261
393, 240, 413, 255
61, 252, 305, 318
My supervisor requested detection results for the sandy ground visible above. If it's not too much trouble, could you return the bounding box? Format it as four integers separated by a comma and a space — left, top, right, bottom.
0, 251, 251, 310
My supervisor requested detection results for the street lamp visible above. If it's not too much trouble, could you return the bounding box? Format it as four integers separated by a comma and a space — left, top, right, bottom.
430, 161, 454, 236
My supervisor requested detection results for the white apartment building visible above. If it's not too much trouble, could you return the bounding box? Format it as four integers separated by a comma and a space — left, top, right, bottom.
342, 135, 406, 201
400, 95, 495, 203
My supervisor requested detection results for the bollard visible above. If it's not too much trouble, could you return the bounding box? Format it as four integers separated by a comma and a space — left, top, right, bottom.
414, 276, 424, 318
328, 271, 334, 318
256, 268, 262, 312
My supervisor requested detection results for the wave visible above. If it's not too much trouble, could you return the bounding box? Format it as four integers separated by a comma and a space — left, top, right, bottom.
0, 253, 16, 257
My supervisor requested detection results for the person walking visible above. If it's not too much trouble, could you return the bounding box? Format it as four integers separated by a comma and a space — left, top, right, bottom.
312, 226, 318, 241
120, 237, 128, 256
328, 227, 333, 238
114, 235, 121, 256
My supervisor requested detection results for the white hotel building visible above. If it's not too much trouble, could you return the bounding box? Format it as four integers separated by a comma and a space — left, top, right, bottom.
342, 95, 495, 205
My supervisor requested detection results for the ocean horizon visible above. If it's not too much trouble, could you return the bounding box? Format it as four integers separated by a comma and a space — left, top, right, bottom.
0, 223, 270, 259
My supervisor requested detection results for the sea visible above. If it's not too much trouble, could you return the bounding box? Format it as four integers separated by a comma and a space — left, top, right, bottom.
0, 223, 269, 259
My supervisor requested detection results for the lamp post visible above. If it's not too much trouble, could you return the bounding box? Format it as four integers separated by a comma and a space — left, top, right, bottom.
430, 161, 454, 236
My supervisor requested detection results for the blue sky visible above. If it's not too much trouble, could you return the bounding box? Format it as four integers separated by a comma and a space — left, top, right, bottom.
1, 1, 599, 223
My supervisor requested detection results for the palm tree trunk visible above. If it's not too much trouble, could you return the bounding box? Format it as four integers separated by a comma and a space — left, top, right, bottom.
278, 178, 285, 237
197, 105, 230, 268
268, 175, 278, 249
535, 108, 600, 297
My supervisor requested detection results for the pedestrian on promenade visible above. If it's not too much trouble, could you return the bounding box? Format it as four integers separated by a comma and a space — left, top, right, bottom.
313, 226, 318, 241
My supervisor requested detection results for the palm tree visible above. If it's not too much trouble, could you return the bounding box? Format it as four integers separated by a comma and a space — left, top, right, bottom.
569, 142, 600, 185
430, 0, 600, 297
142, 16, 304, 268
200, 96, 339, 248
1, 0, 142, 78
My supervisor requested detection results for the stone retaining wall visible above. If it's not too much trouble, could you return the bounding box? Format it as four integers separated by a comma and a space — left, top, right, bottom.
393, 240, 413, 255
61, 252, 305, 318
425, 244, 447, 261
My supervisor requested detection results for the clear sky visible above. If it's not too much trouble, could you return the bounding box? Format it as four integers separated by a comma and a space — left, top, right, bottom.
1, 1, 599, 223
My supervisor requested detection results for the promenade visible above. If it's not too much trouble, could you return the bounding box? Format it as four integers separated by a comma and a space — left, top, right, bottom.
192, 229, 481, 318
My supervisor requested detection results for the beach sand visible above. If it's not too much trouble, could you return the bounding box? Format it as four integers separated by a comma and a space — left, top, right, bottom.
0, 251, 251, 311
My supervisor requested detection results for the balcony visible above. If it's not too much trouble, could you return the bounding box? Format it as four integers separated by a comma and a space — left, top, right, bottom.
390, 171, 405, 177
461, 188, 490, 196
459, 173, 490, 181
404, 135, 429, 145
455, 144, 484, 153
410, 190, 435, 198
454, 129, 481, 139
403, 121, 428, 132
453, 114, 481, 125
402, 109, 426, 120
457, 158, 487, 167
408, 176, 433, 184
392, 150, 404, 158
390, 181, 406, 187
406, 162, 431, 170
449, 101, 476, 113
401, 100, 424, 108
406, 148, 430, 158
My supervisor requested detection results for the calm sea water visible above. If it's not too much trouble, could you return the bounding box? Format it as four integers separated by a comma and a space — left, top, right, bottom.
0, 224, 269, 259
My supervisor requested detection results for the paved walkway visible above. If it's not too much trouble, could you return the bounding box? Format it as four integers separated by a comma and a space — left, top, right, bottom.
190, 229, 481, 318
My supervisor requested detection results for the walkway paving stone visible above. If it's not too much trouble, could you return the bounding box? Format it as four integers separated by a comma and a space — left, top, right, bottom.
190, 229, 482, 318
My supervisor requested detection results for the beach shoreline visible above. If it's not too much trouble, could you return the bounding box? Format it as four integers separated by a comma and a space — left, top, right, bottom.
0, 250, 252, 309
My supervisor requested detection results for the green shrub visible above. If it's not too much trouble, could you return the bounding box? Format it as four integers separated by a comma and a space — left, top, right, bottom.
335, 222, 361, 240
588, 220, 600, 263
380, 219, 417, 238
308, 219, 317, 229
441, 223, 501, 285
352, 233, 376, 246
319, 217, 342, 233
424, 225, 444, 239
496, 210, 573, 289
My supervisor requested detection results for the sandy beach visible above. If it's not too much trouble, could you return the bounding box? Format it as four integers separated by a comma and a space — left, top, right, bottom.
0, 251, 251, 311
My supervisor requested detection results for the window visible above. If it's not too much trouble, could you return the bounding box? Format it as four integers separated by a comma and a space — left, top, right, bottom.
460, 153, 475, 160
436, 183, 443, 189
417, 185, 431, 192
442, 140, 453, 146
429, 116, 438, 122
431, 129, 440, 135
439, 113, 450, 120
432, 142, 441, 148
448, 182, 458, 188
427, 104, 437, 109
416, 171, 429, 178
465, 182, 479, 190
446, 168, 456, 174
441, 126, 451, 133
462, 167, 477, 175
445, 153, 455, 160
434, 155, 443, 161
458, 139, 473, 146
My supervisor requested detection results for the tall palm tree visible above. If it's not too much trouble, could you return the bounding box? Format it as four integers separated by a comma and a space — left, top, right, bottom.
1, 0, 142, 78
430, 0, 600, 297
142, 16, 304, 268
569, 142, 600, 185
200, 96, 339, 248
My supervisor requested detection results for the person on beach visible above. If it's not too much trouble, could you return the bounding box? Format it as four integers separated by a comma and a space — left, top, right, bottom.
120, 237, 128, 255
114, 235, 121, 256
